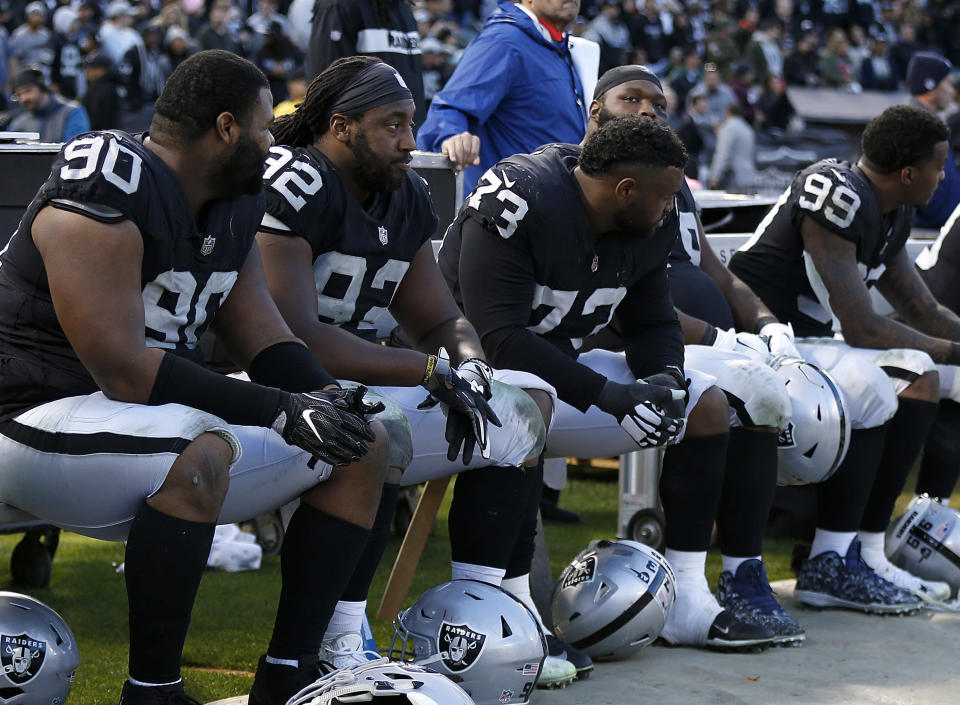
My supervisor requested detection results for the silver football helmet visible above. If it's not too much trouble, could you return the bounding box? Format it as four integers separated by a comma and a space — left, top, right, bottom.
886, 495, 960, 598
390, 580, 546, 705
770, 356, 850, 485
0, 591, 79, 704
550, 539, 676, 661
286, 657, 475, 705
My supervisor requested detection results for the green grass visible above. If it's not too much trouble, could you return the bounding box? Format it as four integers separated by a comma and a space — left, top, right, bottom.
0, 466, 950, 703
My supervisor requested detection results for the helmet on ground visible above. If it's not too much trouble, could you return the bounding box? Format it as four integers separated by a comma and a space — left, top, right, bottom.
550, 539, 676, 661
0, 591, 79, 704
286, 657, 475, 705
886, 494, 960, 598
770, 356, 850, 485
389, 580, 546, 705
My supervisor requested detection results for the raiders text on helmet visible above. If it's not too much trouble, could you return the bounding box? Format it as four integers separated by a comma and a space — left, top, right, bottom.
886, 495, 960, 598
770, 356, 850, 485
389, 580, 546, 705
551, 540, 676, 661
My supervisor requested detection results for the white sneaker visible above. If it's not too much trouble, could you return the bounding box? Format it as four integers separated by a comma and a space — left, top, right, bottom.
862, 550, 952, 602
535, 655, 576, 689
318, 632, 379, 671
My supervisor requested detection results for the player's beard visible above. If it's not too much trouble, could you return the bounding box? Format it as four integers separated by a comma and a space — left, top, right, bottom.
350, 128, 405, 193
595, 106, 616, 128
213, 132, 268, 197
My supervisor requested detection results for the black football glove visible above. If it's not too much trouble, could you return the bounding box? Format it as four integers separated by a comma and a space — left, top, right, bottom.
597, 370, 687, 449
420, 350, 502, 465
272, 386, 385, 468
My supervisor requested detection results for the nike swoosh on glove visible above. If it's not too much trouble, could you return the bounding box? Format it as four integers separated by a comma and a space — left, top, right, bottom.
272, 387, 385, 468
420, 350, 502, 465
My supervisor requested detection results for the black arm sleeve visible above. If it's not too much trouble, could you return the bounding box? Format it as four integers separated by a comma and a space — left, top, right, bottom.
458, 218, 606, 411
248, 340, 338, 392
149, 352, 284, 428
617, 266, 685, 379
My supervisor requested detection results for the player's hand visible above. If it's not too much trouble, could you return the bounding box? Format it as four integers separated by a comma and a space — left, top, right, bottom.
597, 376, 686, 448
272, 387, 385, 468
420, 350, 502, 465
759, 321, 801, 360
441, 131, 481, 170
711, 327, 772, 362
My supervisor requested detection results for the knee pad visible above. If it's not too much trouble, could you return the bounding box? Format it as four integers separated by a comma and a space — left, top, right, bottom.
872, 348, 937, 396
343, 383, 412, 470
487, 380, 547, 466
828, 355, 898, 429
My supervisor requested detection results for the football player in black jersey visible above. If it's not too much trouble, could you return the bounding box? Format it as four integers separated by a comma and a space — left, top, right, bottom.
914, 203, 960, 503
730, 105, 960, 610
440, 115, 780, 651
0, 51, 392, 705
253, 57, 588, 687
574, 64, 813, 642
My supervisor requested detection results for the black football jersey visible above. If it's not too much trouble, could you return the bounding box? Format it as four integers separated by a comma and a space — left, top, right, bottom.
0, 130, 264, 420
439, 143, 683, 410
917, 203, 960, 313
664, 180, 735, 328
729, 159, 913, 337
260, 145, 438, 341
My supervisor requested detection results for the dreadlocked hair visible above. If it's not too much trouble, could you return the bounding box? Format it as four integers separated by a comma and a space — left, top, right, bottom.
271, 55, 380, 147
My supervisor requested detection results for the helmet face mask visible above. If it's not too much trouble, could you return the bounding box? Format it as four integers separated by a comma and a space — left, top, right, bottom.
771, 357, 851, 485
390, 580, 546, 705
551, 540, 676, 661
886, 495, 960, 598
0, 591, 78, 705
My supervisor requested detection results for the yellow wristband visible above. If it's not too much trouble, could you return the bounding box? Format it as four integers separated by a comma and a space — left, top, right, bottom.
422, 354, 438, 386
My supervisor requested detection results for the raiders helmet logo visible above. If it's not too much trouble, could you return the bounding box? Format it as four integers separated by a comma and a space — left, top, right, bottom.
438, 622, 485, 672
378, 226, 389, 246
1, 633, 46, 685
200, 235, 216, 256
778, 422, 796, 449
560, 554, 597, 590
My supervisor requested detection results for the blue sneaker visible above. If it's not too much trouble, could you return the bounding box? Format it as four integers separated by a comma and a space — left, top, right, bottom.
717, 559, 805, 646
794, 538, 923, 615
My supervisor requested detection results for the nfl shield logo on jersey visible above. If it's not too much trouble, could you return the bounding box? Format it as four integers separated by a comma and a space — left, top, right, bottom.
438, 622, 485, 672
1, 633, 46, 685
200, 235, 216, 256
378, 226, 389, 246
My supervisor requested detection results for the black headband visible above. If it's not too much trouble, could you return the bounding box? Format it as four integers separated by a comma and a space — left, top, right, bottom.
328, 62, 414, 118
593, 65, 663, 100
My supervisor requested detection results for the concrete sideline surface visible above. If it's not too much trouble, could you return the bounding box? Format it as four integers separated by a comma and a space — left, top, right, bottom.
208, 579, 960, 705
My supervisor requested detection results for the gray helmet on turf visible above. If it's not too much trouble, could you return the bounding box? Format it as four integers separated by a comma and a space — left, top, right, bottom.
389, 580, 546, 705
0, 591, 79, 704
886, 495, 960, 598
770, 356, 850, 485
550, 539, 676, 661
286, 657, 476, 705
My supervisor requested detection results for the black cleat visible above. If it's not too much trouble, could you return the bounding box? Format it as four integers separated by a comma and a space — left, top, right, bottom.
118, 681, 200, 705
703, 610, 776, 652
546, 633, 593, 680
249, 654, 321, 705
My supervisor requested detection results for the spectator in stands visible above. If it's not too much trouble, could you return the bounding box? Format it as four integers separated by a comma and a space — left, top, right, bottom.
420, 35, 454, 106
729, 61, 759, 124
165, 25, 194, 70
859, 32, 900, 91
246, 0, 288, 37
755, 73, 795, 133
585, 0, 630, 75
256, 20, 303, 104
733, 6, 759, 54
50, 7, 86, 100
890, 22, 919, 81
668, 48, 703, 107
6, 67, 89, 140
847, 24, 872, 76
418, 0, 589, 194
784, 32, 821, 86
628, 0, 674, 73
197, 0, 243, 54
307, 0, 425, 130
10, 2, 54, 78
675, 91, 710, 179
81, 51, 121, 129
709, 101, 756, 191
688, 62, 737, 127
0, 26, 11, 111
99, 0, 143, 65
820, 28, 859, 89
273, 66, 307, 116
908, 52, 960, 228
745, 18, 784, 85
139, 25, 171, 101
704, 15, 738, 79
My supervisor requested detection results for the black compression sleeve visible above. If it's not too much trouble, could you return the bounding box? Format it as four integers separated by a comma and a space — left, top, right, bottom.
458, 217, 606, 411
149, 352, 284, 428
249, 340, 338, 392
618, 267, 685, 378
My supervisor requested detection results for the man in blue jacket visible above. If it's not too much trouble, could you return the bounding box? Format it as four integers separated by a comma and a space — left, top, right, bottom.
908, 52, 960, 229
417, 0, 589, 194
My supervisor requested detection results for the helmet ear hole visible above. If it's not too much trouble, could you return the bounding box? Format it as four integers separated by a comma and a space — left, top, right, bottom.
500, 616, 512, 638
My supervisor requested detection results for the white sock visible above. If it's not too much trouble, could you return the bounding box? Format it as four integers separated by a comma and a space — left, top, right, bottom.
451, 561, 506, 585
721, 555, 761, 575
322, 600, 366, 641
128, 677, 183, 687
809, 529, 855, 558
857, 530, 887, 563
500, 574, 552, 635
664, 549, 710, 595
